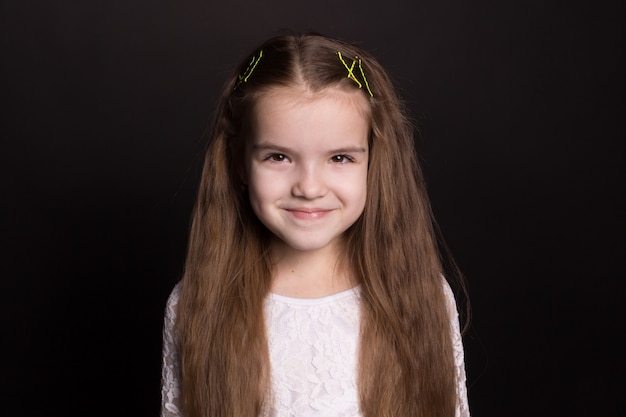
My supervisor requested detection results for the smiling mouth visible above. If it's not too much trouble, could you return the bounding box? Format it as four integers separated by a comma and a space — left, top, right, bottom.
285, 208, 333, 220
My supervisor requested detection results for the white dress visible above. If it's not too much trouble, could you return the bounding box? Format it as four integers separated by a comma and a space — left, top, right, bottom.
160, 283, 470, 417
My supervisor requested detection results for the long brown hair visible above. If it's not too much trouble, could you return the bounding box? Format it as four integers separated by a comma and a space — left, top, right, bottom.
178, 33, 464, 417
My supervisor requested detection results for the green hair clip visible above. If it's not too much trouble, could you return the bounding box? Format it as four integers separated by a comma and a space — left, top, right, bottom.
234, 50, 263, 90
337, 51, 374, 97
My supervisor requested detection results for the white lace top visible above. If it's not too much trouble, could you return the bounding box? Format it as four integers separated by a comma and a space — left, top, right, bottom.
161, 283, 470, 417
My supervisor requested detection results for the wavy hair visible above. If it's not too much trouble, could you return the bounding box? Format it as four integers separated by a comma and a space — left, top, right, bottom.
178, 32, 464, 417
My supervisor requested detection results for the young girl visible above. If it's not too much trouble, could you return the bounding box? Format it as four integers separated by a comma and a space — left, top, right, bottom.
161, 33, 470, 417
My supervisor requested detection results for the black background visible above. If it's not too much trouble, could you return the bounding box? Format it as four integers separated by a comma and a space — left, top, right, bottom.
2, 1, 623, 416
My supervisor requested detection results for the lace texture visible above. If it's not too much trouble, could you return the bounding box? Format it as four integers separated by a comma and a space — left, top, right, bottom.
443, 282, 471, 417
160, 285, 182, 417
160, 283, 470, 417
264, 290, 361, 416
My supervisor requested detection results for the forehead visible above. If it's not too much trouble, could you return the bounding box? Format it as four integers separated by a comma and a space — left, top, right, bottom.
252, 85, 371, 125
249, 86, 371, 150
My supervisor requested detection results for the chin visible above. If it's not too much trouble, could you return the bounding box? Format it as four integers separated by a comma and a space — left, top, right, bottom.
273, 235, 339, 254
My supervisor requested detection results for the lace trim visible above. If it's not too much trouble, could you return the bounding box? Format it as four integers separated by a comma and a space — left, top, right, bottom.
160, 284, 182, 417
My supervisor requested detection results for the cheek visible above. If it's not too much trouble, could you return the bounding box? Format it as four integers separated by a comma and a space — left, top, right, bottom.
356, 181, 368, 211
356, 170, 369, 211
248, 170, 284, 207
339, 170, 368, 209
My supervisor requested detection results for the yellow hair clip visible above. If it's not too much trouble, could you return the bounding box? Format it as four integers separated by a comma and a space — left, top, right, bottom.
337, 51, 373, 97
234, 50, 263, 90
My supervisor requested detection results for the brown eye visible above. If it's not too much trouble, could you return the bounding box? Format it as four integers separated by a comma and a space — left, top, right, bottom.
330, 155, 353, 163
267, 153, 287, 162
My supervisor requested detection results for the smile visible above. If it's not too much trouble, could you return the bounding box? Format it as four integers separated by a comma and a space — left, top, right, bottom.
285, 208, 333, 220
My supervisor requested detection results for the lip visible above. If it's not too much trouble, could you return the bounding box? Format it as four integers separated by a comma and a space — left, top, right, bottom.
285, 208, 333, 220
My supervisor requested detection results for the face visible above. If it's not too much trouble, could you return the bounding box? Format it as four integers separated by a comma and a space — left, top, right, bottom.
245, 86, 370, 256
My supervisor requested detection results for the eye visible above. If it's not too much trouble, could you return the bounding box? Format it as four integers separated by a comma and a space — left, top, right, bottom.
330, 154, 354, 164
265, 153, 289, 162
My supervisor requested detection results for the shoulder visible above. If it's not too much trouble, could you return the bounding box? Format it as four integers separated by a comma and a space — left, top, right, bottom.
164, 281, 182, 324
441, 276, 459, 319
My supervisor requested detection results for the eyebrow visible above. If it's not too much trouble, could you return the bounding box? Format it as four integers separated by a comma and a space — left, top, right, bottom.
251, 143, 368, 154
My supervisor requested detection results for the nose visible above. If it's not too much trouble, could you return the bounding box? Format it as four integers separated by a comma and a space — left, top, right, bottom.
291, 164, 328, 199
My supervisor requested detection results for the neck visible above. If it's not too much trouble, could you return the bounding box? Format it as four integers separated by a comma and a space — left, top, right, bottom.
269, 239, 355, 298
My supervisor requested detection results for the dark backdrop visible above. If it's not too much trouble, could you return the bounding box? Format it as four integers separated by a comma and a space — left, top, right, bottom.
2, 1, 623, 416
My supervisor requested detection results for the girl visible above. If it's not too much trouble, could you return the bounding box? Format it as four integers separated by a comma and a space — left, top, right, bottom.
161, 33, 470, 417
